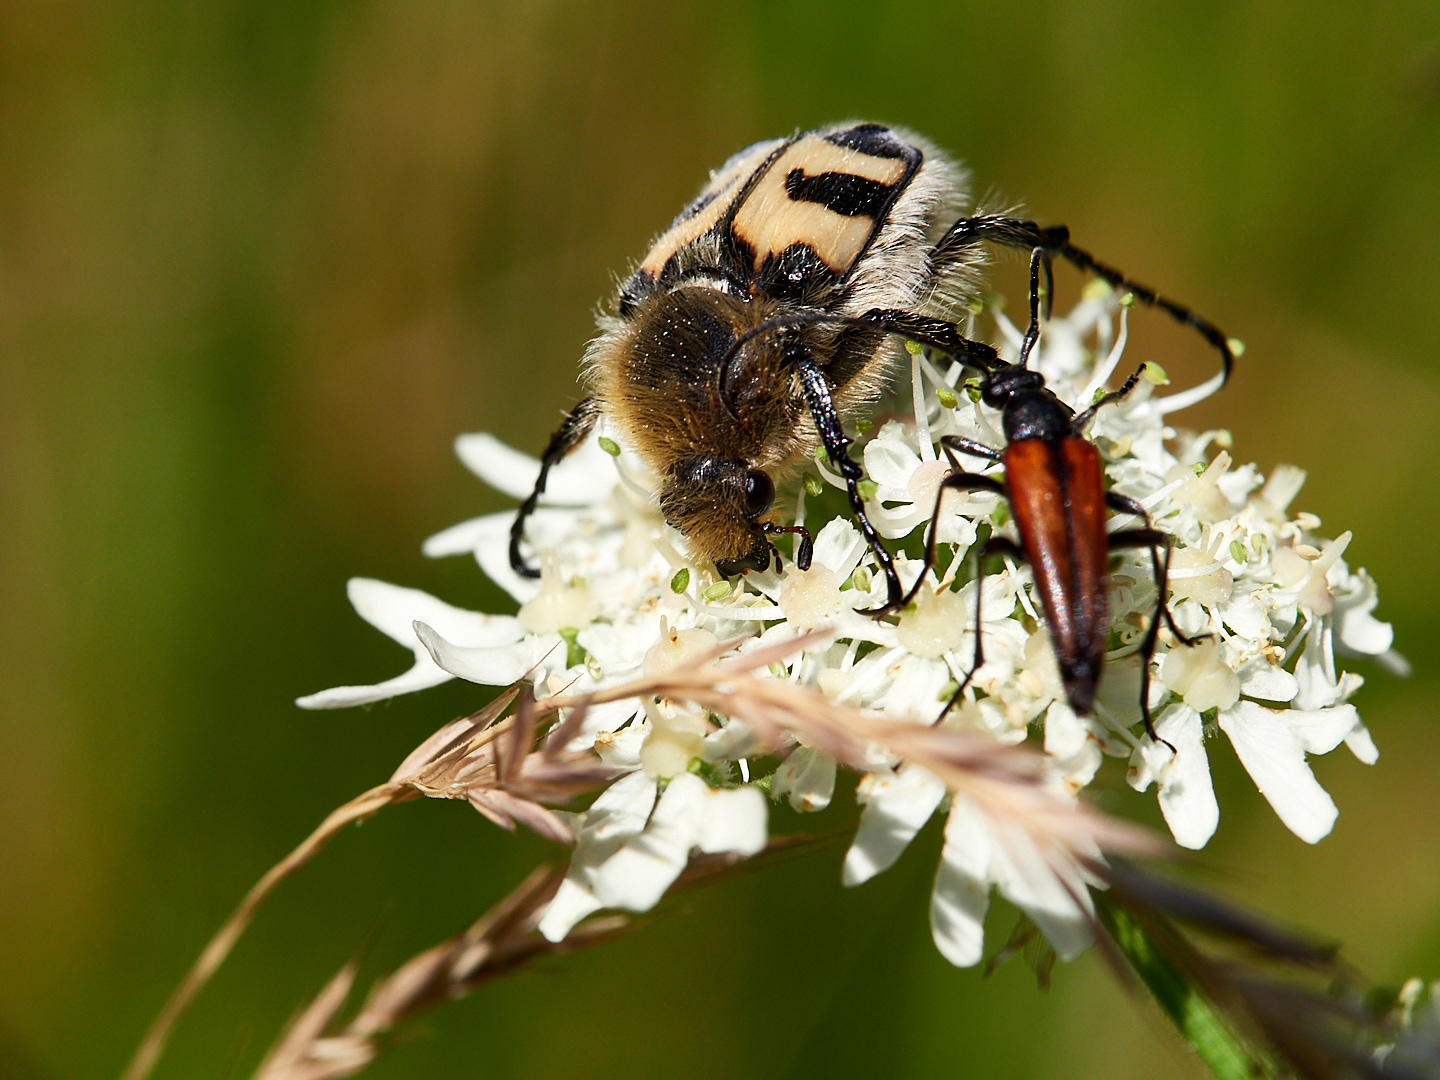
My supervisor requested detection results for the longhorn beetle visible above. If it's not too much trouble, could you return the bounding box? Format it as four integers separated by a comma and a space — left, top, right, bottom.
834, 250, 1223, 737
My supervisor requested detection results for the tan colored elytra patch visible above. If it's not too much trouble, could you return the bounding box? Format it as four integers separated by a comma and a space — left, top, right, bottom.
638, 139, 780, 278
731, 135, 908, 277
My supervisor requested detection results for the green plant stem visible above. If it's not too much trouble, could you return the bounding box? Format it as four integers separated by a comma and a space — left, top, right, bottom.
1096, 895, 1278, 1080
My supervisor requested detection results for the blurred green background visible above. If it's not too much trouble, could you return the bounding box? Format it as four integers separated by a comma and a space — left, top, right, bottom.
4, 2, 1440, 1077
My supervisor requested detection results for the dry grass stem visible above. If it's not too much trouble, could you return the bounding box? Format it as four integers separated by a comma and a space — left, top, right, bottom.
249, 864, 612, 1080
253, 837, 829, 1080
124, 689, 530, 1080
120, 782, 421, 1080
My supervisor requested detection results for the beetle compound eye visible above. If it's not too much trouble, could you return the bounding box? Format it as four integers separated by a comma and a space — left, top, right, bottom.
742, 470, 774, 517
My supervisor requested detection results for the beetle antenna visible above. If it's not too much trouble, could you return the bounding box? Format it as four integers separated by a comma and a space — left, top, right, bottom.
763, 522, 813, 571
931, 215, 1236, 388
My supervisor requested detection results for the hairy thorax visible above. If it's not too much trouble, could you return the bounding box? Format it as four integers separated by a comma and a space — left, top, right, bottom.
590, 285, 814, 478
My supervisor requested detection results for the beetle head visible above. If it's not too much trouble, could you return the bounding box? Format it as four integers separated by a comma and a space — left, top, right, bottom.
659, 458, 776, 576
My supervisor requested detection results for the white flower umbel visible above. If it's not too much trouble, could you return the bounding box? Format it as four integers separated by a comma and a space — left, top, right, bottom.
301, 286, 1397, 965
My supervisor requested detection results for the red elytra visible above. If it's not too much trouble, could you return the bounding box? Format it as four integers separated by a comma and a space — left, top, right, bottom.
1004, 437, 1110, 716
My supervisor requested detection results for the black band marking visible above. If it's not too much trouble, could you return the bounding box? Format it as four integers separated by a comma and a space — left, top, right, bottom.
824, 123, 912, 159
754, 243, 837, 301
783, 168, 895, 218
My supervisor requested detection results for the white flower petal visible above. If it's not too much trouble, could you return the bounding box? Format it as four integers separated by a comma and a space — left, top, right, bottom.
686, 778, 768, 856
422, 515, 495, 559
538, 772, 658, 942
1294, 623, 1343, 710
536, 877, 606, 943
296, 579, 524, 708
842, 766, 946, 886
1219, 701, 1338, 843
543, 773, 768, 938
455, 433, 545, 500
414, 621, 557, 685
426, 510, 543, 603
1044, 703, 1103, 791
1215, 594, 1270, 641
592, 719, 646, 767
1216, 462, 1263, 505
1129, 704, 1218, 850
1237, 659, 1298, 704
812, 518, 866, 578
933, 511, 978, 549
564, 697, 643, 747
879, 656, 952, 718
295, 663, 454, 710
586, 616, 660, 666
587, 814, 694, 911
455, 432, 616, 504
1335, 611, 1391, 659
1376, 649, 1412, 678
571, 772, 658, 858
771, 746, 837, 812
1286, 703, 1362, 756
929, 795, 992, 967
1258, 463, 1307, 516
1331, 568, 1393, 657
1336, 606, 1393, 656
347, 577, 523, 648
863, 434, 920, 489
1345, 722, 1379, 765
986, 821, 1095, 961
588, 773, 765, 911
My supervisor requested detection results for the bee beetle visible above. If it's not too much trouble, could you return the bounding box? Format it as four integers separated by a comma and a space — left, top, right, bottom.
509, 122, 1233, 619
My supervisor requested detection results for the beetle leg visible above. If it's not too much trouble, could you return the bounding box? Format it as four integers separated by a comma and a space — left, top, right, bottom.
1105, 492, 1148, 517
1019, 246, 1046, 368
509, 397, 600, 578
931, 214, 1235, 386
793, 351, 906, 610
862, 467, 1008, 617
1110, 522, 1206, 751
938, 533, 1025, 722
844, 309, 1009, 376
1105, 496, 1206, 644
939, 434, 1004, 466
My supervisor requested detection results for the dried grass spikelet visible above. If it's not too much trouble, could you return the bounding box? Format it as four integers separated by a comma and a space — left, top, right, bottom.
127, 631, 1165, 1080
546, 631, 1165, 864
